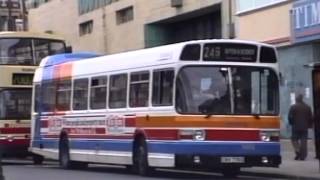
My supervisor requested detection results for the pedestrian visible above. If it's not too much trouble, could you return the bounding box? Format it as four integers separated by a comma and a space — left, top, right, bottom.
288, 94, 313, 161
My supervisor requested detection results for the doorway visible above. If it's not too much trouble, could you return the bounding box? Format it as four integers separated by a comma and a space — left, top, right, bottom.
312, 69, 320, 158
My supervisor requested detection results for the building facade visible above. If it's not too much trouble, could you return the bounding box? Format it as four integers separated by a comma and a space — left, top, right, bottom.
27, 0, 235, 54
236, 0, 320, 138
0, 0, 27, 31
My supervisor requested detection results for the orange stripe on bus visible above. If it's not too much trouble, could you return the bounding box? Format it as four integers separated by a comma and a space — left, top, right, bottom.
135, 115, 280, 129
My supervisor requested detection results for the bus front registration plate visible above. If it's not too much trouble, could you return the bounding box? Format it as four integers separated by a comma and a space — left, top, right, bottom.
221, 157, 245, 163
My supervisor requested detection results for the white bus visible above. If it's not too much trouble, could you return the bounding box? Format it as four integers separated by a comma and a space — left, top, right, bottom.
30, 39, 281, 177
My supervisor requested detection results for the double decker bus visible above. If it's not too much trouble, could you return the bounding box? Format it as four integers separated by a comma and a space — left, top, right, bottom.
0, 31, 69, 163
30, 39, 281, 177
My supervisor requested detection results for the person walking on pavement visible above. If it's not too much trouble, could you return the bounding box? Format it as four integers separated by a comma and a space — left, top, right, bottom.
288, 94, 313, 161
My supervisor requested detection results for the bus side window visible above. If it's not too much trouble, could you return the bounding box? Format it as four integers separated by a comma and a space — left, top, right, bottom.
90, 76, 107, 109
56, 79, 71, 111
129, 71, 149, 107
109, 74, 127, 109
42, 81, 56, 112
73, 78, 89, 110
152, 69, 174, 106
34, 84, 41, 113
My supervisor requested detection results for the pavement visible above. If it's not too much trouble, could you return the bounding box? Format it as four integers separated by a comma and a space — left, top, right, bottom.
243, 139, 320, 179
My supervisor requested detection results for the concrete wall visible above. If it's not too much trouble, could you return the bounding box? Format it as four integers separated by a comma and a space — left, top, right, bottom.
28, 0, 78, 49
236, 2, 292, 43
278, 44, 316, 137
27, 0, 233, 54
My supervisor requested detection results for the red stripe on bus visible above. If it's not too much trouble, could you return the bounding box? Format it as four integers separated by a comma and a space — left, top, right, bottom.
145, 129, 179, 140
125, 117, 136, 127
0, 139, 29, 145
0, 128, 30, 134
44, 134, 133, 139
206, 129, 260, 141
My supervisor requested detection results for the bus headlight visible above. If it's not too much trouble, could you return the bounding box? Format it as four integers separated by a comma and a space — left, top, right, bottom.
260, 131, 279, 142
6, 135, 14, 142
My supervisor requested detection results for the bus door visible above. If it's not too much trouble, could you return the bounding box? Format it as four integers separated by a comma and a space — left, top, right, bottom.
312, 68, 320, 159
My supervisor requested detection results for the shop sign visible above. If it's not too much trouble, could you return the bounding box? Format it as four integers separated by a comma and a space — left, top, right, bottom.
291, 0, 320, 43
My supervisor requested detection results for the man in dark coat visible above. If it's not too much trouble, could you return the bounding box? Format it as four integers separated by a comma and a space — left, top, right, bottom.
288, 94, 313, 161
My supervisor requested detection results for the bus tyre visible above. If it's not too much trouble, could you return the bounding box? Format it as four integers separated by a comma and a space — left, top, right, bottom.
59, 135, 88, 169
133, 139, 153, 176
33, 154, 44, 165
221, 167, 240, 178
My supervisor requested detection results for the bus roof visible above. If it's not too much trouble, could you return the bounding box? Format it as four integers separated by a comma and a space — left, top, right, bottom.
0, 31, 65, 41
35, 39, 276, 81
41, 52, 101, 67
40, 39, 274, 68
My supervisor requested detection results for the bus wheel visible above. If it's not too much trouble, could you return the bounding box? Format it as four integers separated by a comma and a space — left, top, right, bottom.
33, 154, 44, 165
133, 139, 153, 176
59, 135, 72, 169
221, 167, 240, 178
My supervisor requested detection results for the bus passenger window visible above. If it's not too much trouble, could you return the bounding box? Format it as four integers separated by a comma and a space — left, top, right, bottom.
73, 78, 89, 110
34, 84, 41, 113
129, 71, 149, 107
109, 74, 127, 109
90, 76, 107, 109
56, 80, 71, 111
152, 69, 174, 106
42, 81, 56, 112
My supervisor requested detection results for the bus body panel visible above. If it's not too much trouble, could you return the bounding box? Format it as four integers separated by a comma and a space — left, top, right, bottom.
31, 39, 281, 169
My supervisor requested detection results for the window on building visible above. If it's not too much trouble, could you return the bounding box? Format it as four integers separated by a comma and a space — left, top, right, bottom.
28, 0, 51, 9
152, 69, 174, 106
109, 74, 127, 108
78, 0, 118, 15
79, 20, 93, 36
0, 16, 8, 31
129, 71, 149, 107
73, 78, 89, 110
90, 76, 107, 109
116, 6, 134, 25
56, 79, 71, 111
236, 0, 287, 13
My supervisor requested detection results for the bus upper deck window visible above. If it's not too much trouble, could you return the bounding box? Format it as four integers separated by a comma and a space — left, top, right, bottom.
180, 44, 201, 61
260, 46, 277, 63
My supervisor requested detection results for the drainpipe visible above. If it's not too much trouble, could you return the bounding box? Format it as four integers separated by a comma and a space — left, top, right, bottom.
7, 0, 15, 31
228, 0, 234, 39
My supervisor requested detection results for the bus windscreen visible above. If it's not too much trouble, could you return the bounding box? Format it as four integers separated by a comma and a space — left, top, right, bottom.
0, 38, 66, 65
